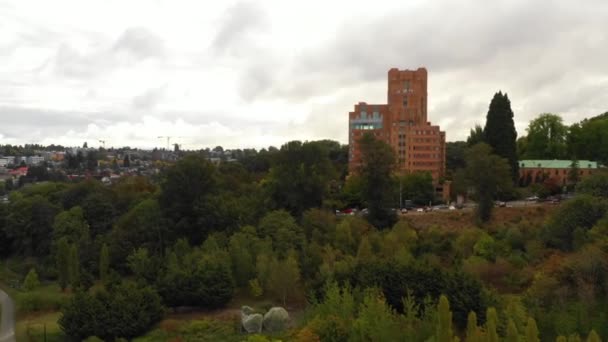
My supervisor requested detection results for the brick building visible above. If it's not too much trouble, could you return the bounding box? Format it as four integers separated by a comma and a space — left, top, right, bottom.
519, 160, 600, 187
348, 67, 446, 183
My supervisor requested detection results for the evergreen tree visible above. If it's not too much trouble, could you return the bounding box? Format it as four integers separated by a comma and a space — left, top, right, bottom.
23, 268, 40, 291
569, 335, 582, 342
486, 307, 499, 342
99, 243, 109, 283
586, 330, 601, 342
123, 154, 131, 168
483, 92, 519, 183
56, 237, 70, 291
506, 318, 519, 342
466, 311, 479, 342
525, 317, 540, 342
557, 337, 567, 342
437, 295, 453, 342
69, 244, 80, 289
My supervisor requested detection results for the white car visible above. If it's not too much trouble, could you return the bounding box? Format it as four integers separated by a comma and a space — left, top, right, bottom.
449, 205, 456, 210
416, 208, 424, 212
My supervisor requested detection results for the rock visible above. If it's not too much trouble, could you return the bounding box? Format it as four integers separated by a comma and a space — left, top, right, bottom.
241, 305, 263, 333
262, 307, 290, 332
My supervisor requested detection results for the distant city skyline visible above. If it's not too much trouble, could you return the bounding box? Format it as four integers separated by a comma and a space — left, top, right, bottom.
1, 0, 607, 149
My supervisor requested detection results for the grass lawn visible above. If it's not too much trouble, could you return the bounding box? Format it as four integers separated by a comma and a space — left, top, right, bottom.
16, 311, 64, 342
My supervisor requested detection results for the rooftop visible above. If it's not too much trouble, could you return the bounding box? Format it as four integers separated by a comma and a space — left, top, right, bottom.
519, 160, 599, 169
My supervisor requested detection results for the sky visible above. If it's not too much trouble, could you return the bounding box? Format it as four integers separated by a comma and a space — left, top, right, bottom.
1, 0, 607, 150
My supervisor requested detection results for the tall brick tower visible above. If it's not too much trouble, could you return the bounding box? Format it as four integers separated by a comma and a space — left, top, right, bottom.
348, 67, 446, 184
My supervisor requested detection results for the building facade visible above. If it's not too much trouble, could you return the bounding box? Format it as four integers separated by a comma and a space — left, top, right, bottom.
519, 160, 599, 187
348, 67, 446, 182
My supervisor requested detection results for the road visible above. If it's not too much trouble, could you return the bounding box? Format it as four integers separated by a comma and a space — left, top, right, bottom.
0, 288, 15, 342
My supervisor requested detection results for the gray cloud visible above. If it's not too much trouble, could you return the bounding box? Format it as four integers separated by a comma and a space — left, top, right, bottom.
132, 85, 167, 110
113, 27, 165, 59
212, 1, 267, 55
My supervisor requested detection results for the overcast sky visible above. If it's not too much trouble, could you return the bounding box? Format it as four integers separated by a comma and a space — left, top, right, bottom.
1, 0, 607, 149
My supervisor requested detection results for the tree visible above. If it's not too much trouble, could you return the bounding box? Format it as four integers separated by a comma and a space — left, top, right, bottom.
464, 143, 513, 222
257, 210, 303, 258
99, 243, 109, 283
398, 172, 435, 206
567, 112, 608, 164
486, 307, 499, 342
466, 311, 480, 342
523, 113, 568, 159
506, 318, 519, 342
446, 141, 467, 176
483, 92, 519, 183
437, 295, 453, 342
350, 289, 400, 342
23, 268, 40, 291
56, 237, 70, 291
159, 155, 217, 244
123, 154, 130, 168
52, 206, 91, 250
69, 244, 80, 289
525, 317, 540, 342
587, 330, 601, 342
126, 248, 155, 283
265, 141, 335, 216
358, 133, 397, 229
269, 252, 301, 306
567, 159, 581, 190
576, 171, 608, 198
5, 194, 59, 256
59, 281, 164, 341
467, 125, 485, 147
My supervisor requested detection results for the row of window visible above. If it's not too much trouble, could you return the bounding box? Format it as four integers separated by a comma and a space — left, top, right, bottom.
412, 146, 440, 151
413, 154, 441, 159
413, 138, 439, 143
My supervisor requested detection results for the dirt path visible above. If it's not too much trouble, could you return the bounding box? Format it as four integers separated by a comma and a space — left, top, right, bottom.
0, 288, 15, 342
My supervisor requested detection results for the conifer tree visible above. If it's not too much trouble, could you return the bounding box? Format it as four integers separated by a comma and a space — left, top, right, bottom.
69, 244, 80, 289
483, 91, 519, 183
586, 330, 601, 342
525, 317, 540, 342
23, 268, 40, 291
569, 335, 582, 342
437, 295, 453, 342
506, 318, 519, 342
557, 337, 567, 342
466, 311, 479, 342
486, 307, 499, 342
99, 243, 109, 283
56, 237, 70, 291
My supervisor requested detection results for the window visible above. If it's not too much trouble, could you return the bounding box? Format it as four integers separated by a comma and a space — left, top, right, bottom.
403, 80, 410, 90
403, 97, 408, 107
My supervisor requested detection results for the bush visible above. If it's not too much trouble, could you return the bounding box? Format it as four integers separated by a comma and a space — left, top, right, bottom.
17, 292, 66, 313
542, 195, 608, 251
59, 281, 164, 341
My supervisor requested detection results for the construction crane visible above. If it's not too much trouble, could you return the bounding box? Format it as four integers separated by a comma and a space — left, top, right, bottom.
157, 136, 182, 150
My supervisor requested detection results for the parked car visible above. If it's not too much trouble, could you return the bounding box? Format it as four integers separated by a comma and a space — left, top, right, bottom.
526, 196, 539, 201
400, 208, 408, 214
416, 208, 424, 213
449, 205, 456, 210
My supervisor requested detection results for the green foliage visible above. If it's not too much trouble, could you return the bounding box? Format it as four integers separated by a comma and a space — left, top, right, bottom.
483, 91, 519, 182
249, 278, 263, 297
22, 268, 40, 291
257, 210, 303, 258
109, 199, 166, 266
157, 243, 234, 308
567, 113, 608, 165
265, 140, 335, 216
586, 330, 601, 342
59, 281, 164, 341
486, 307, 499, 342
159, 155, 217, 244
506, 318, 519, 342
523, 113, 568, 159
464, 143, 513, 222
5, 194, 59, 256
350, 289, 400, 342
436, 295, 453, 342
358, 132, 397, 229
99, 243, 109, 282
467, 124, 485, 147
398, 172, 435, 206
466, 311, 480, 342
576, 171, 608, 198
68, 243, 80, 289
127, 247, 156, 283
542, 195, 608, 251
268, 252, 301, 306
526, 317, 540, 342
56, 237, 70, 291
